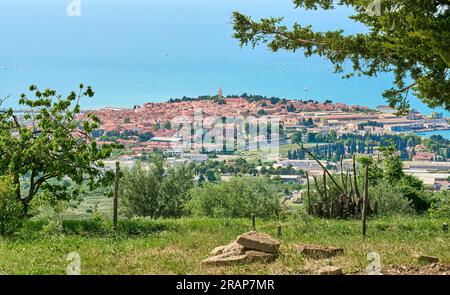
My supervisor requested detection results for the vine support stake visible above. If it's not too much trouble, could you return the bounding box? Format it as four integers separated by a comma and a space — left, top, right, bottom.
276, 224, 282, 239
362, 164, 369, 239
113, 161, 120, 231
252, 213, 256, 231
306, 172, 311, 215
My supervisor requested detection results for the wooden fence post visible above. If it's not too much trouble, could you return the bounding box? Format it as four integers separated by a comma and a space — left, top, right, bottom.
323, 170, 329, 217
362, 165, 369, 239
252, 213, 256, 231
276, 224, 282, 239
306, 172, 311, 215
113, 161, 120, 231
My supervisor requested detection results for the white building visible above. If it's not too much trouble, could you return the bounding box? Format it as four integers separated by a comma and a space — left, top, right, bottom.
181, 153, 208, 163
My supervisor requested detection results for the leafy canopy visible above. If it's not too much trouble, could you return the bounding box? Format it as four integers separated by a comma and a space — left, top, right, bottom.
232, 0, 450, 113
0, 85, 117, 213
120, 154, 194, 219
187, 176, 282, 218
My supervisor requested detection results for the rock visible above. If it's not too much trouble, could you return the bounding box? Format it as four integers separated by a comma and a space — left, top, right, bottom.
202, 231, 280, 266
223, 241, 246, 255
317, 266, 343, 275
415, 255, 439, 264
201, 253, 248, 266
201, 250, 276, 266
210, 245, 227, 256
209, 240, 246, 257
294, 243, 343, 259
236, 231, 280, 254
244, 250, 277, 263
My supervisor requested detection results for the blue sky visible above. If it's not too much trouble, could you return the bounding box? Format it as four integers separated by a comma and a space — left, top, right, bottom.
0, 0, 447, 115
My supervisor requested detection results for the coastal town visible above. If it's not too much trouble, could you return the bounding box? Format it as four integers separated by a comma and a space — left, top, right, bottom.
82, 87, 450, 192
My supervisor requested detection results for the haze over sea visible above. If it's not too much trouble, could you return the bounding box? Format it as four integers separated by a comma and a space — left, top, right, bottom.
0, 0, 448, 117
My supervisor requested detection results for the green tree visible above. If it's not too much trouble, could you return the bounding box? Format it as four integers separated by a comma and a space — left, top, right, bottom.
291, 131, 302, 143
120, 155, 194, 219
380, 143, 404, 183
232, 0, 450, 113
397, 174, 429, 213
0, 85, 117, 215
187, 176, 282, 218
369, 179, 413, 216
0, 175, 22, 236
163, 121, 172, 129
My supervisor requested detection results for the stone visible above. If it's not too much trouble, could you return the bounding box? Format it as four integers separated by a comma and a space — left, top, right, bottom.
294, 243, 344, 259
236, 231, 280, 254
202, 231, 281, 267
209, 240, 246, 257
415, 255, 439, 264
244, 250, 277, 263
201, 250, 276, 266
201, 253, 248, 266
317, 266, 343, 275
210, 245, 227, 256
222, 241, 246, 255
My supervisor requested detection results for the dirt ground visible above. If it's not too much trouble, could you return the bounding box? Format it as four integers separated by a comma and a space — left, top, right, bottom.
351, 263, 450, 275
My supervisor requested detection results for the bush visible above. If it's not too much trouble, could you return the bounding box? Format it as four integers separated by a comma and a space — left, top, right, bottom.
120, 157, 194, 219
0, 175, 22, 237
27, 191, 68, 236
428, 191, 450, 217
62, 219, 109, 236
369, 180, 414, 216
187, 176, 282, 218
396, 175, 430, 213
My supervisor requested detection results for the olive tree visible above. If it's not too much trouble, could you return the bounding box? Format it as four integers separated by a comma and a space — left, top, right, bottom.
0, 85, 116, 215
0, 175, 22, 236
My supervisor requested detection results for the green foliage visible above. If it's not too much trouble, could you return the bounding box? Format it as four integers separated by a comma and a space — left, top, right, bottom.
0, 85, 118, 214
232, 0, 450, 113
120, 155, 194, 219
187, 176, 282, 218
291, 131, 302, 144
369, 179, 413, 216
428, 190, 450, 217
27, 191, 69, 236
0, 175, 22, 237
396, 175, 429, 213
380, 143, 405, 182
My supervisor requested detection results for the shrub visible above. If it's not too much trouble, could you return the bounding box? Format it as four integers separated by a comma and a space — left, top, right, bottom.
0, 175, 22, 237
369, 179, 414, 216
187, 176, 282, 218
27, 191, 68, 236
428, 190, 450, 217
396, 175, 430, 213
120, 157, 194, 219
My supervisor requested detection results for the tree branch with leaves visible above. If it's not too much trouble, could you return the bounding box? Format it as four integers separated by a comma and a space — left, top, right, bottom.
0, 85, 119, 215
232, 0, 450, 113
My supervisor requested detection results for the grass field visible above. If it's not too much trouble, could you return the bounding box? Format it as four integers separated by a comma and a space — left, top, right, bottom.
0, 216, 449, 274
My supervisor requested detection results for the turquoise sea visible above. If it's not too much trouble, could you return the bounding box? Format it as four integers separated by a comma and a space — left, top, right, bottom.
0, 0, 448, 116
415, 130, 450, 140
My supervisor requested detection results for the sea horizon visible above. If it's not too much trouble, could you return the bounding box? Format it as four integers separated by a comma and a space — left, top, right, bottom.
1, 0, 448, 116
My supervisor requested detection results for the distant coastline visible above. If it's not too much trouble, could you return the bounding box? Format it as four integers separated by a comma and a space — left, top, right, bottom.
415, 129, 450, 140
